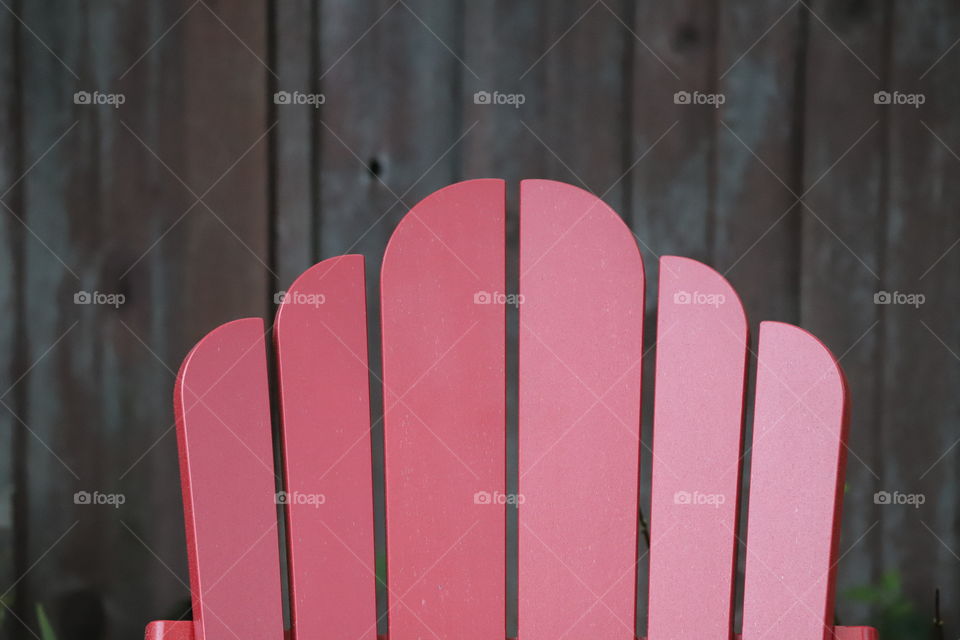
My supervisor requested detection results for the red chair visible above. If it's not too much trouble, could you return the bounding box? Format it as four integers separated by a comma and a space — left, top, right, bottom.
145, 180, 877, 640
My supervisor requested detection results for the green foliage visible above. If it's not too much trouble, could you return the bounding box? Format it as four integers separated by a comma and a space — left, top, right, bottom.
35, 604, 58, 640
843, 571, 931, 640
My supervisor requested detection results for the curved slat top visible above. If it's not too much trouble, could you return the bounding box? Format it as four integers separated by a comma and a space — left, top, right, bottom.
381, 179, 506, 640
274, 255, 377, 640
742, 321, 849, 640
647, 256, 748, 640
519, 180, 644, 640
174, 318, 283, 640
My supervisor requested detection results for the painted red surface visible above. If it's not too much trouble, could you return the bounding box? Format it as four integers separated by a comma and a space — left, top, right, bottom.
143, 620, 194, 640
150, 180, 875, 640
274, 255, 378, 640
381, 179, 506, 640
741, 322, 850, 640
647, 256, 748, 640
174, 319, 284, 640
518, 180, 645, 640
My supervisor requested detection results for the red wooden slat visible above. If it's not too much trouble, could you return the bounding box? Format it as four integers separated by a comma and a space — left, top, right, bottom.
174, 318, 284, 640
518, 179, 644, 640
144, 621, 195, 640
647, 256, 748, 640
741, 321, 850, 640
381, 179, 506, 640
636, 627, 877, 640
274, 256, 377, 640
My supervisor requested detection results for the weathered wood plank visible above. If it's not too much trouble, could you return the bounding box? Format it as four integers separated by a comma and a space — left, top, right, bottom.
272, 0, 317, 285
800, 0, 887, 625
17, 1, 271, 638
715, 0, 805, 323
317, 2, 466, 633
533, 0, 632, 210
882, 0, 960, 632
631, 1, 717, 301
0, 5, 19, 637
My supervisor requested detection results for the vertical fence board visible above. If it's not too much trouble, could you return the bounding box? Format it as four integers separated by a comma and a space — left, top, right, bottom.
883, 1, 960, 632
715, 0, 805, 323
17, 2, 270, 639
800, 0, 887, 625
18, 4, 107, 637
631, 1, 717, 302
317, 1, 466, 633
0, 5, 17, 636
462, 1, 542, 183
273, 0, 317, 285
535, 0, 631, 210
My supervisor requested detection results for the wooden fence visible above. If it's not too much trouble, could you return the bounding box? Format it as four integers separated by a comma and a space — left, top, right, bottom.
1, 1, 958, 638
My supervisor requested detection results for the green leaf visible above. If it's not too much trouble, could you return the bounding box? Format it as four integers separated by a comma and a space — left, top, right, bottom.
35, 604, 58, 640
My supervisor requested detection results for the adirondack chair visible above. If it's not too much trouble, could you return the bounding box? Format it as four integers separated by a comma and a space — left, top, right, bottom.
144, 180, 877, 640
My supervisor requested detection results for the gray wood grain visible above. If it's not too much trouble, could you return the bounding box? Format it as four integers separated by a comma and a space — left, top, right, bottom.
273, 0, 317, 287
883, 1, 960, 634
15, 1, 271, 638
800, 0, 887, 625
715, 0, 805, 324
535, 0, 632, 212
0, 5, 19, 637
